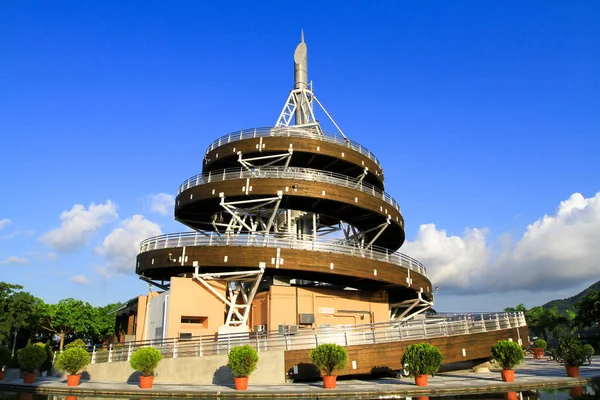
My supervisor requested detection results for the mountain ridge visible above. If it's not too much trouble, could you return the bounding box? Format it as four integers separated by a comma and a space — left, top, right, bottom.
540, 280, 600, 314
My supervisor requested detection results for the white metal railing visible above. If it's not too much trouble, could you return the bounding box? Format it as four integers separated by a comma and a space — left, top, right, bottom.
178, 166, 401, 213
205, 126, 383, 171
138, 232, 427, 277
89, 312, 527, 364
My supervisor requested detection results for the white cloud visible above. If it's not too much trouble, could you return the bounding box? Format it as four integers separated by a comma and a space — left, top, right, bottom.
0, 256, 29, 265
147, 193, 175, 215
71, 274, 91, 285
95, 215, 162, 276
403, 192, 600, 295
47, 252, 59, 261
40, 201, 118, 252
0, 219, 11, 230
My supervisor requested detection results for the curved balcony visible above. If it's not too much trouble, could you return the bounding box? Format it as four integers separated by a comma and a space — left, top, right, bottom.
178, 166, 401, 213
139, 232, 427, 277
205, 126, 383, 170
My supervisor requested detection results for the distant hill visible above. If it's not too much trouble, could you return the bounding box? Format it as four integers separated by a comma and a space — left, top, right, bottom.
541, 280, 600, 314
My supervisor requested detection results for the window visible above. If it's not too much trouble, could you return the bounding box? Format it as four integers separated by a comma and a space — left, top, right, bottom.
181, 316, 208, 328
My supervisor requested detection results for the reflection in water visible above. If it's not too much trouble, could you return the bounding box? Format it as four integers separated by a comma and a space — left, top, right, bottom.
505, 392, 519, 400
0, 386, 597, 400
570, 386, 584, 398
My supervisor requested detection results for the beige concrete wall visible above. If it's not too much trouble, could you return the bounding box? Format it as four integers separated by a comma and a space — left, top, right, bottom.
133, 292, 161, 341
83, 351, 285, 384
167, 277, 227, 338
251, 291, 268, 329
263, 286, 389, 330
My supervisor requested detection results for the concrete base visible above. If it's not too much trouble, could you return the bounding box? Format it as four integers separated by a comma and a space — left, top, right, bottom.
218, 325, 250, 336
84, 351, 285, 385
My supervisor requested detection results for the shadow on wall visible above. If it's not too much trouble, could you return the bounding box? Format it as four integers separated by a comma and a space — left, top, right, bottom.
213, 365, 234, 385
370, 366, 395, 378
287, 363, 320, 381
127, 371, 142, 384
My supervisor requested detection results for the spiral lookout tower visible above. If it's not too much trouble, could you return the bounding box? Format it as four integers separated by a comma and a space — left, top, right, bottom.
136, 34, 434, 337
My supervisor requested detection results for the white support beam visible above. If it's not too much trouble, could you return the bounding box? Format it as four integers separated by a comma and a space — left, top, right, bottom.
193, 268, 265, 328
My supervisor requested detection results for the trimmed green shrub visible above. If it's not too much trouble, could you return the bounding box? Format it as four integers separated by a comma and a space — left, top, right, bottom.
130, 347, 163, 376
34, 342, 53, 372
584, 344, 595, 356
533, 339, 547, 349
64, 339, 87, 350
55, 347, 90, 375
557, 337, 587, 367
18, 344, 47, 373
310, 343, 348, 376
401, 343, 443, 377
227, 345, 259, 378
0, 347, 12, 369
491, 340, 525, 370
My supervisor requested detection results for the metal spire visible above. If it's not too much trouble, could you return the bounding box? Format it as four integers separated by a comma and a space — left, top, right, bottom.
275, 32, 347, 139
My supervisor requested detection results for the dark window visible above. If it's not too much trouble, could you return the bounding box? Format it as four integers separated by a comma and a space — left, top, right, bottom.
181, 316, 208, 328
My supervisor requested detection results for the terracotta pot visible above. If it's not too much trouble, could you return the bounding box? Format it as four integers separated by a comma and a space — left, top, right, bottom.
565, 365, 580, 378
323, 375, 337, 389
504, 392, 518, 400
415, 374, 428, 386
0, 370, 4, 381
67, 374, 81, 386
139, 375, 154, 389
234, 376, 249, 390
23, 372, 36, 384
500, 369, 514, 382
531, 348, 545, 359
417, 397, 430, 400
570, 386, 584, 397
65, 396, 78, 400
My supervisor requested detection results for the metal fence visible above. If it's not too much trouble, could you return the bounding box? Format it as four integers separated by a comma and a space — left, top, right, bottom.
178, 165, 401, 213
205, 126, 383, 170
138, 232, 428, 277
89, 312, 527, 364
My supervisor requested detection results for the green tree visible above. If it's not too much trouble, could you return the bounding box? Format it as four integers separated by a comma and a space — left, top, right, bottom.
504, 304, 527, 313
0, 282, 24, 344
526, 306, 570, 342
41, 298, 94, 350
574, 289, 600, 329
86, 303, 120, 348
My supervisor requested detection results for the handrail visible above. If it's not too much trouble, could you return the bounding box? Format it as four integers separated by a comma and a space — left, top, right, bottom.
178, 166, 401, 213
205, 126, 383, 171
88, 312, 528, 364
138, 232, 427, 277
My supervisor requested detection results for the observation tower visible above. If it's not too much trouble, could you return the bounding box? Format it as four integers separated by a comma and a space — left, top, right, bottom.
135, 34, 433, 337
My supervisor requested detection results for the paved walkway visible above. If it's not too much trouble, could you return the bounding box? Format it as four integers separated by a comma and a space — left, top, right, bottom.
1, 357, 599, 398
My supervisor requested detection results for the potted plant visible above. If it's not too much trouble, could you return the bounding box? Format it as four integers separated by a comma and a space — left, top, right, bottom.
583, 344, 594, 364
18, 344, 47, 384
491, 340, 525, 382
401, 343, 443, 386
34, 342, 54, 377
310, 343, 348, 389
0, 347, 11, 381
227, 345, 259, 390
64, 339, 87, 349
530, 339, 547, 359
130, 347, 163, 389
55, 347, 91, 386
557, 337, 587, 377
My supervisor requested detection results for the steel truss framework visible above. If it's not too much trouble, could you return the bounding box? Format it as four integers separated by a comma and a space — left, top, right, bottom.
192, 266, 264, 328
275, 84, 348, 140
389, 291, 434, 321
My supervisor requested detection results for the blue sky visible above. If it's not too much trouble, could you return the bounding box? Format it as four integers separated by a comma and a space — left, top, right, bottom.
1, 1, 599, 312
